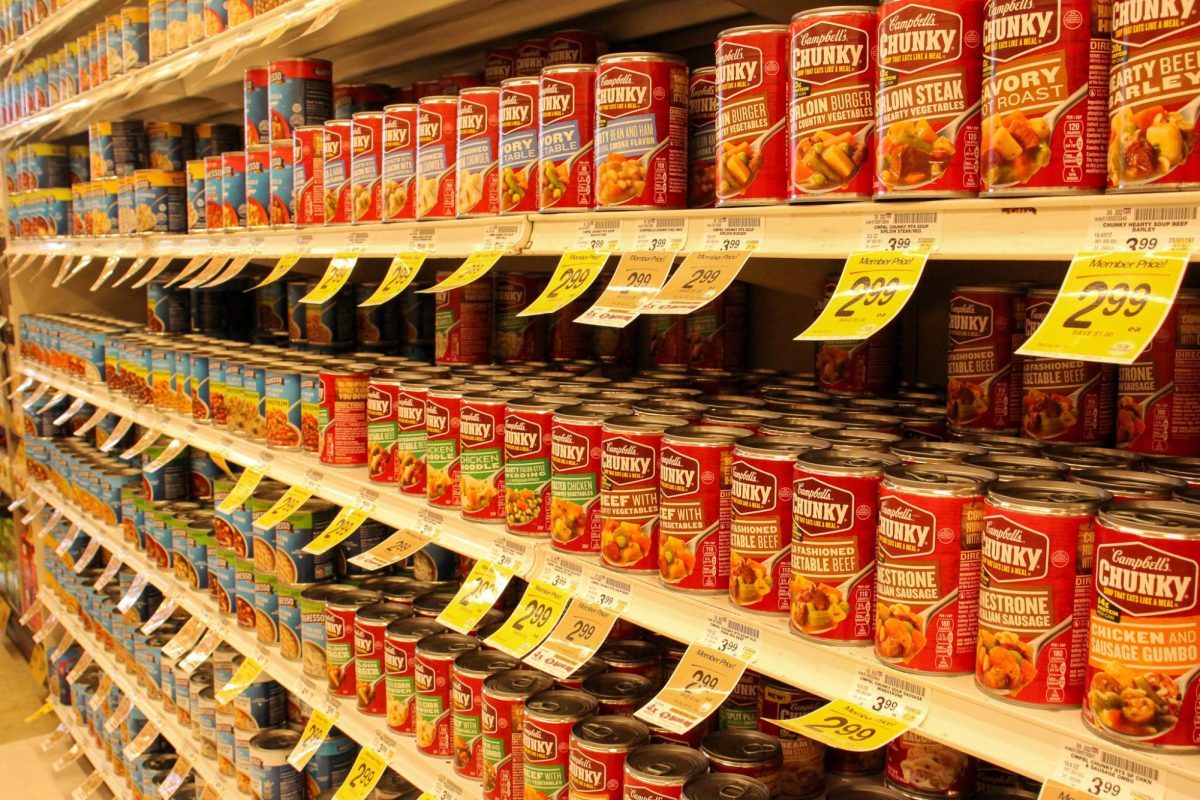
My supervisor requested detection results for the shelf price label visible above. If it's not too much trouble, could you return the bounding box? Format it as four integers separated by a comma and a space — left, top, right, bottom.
419, 250, 504, 293
637, 250, 752, 315
25, 700, 54, 724
144, 438, 188, 473
142, 597, 179, 635
20, 497, 47, 524
161, 255, 212, 288
1015, 251, 1188, 365
519, 250, 611, 316
437, 558, 517, 634
73, 540, 101, 573
347, 526, 438, 571
771, 667, 929, 752
253, 253, 304, 289
98, 417, 136, 452
103, 697, 133, 733
796, 251, 927, 341
53, 397, 88, 426
161, 617, 206, 661
66, 653, 93, 684
88, 255, 123, 291
622, 217, 688, 252
19, 598, 43, 626
179, 256, 231, 289
71, 770, 105, 800
216, 468, 267, 513
41, 723, 68, 752
253, 484, 319, 530
87, 678, 111, 712
302, 490, 378, 555
358, 252, 426, 306
525, 569, 630, 678
50, 633, 75, 661
176, 629, 224, 675
1087, 206, 1200, 253
576, 251, 675, 327
635, 615, 760, 733
1040, 743, 1165, 800
418, 775, 467, 800
288, 707, 338, 771
157, 757, 192, 799
861, 211, 942, 253
123, 721, 160, 760
93, 552, 123, 590
302, 253, 360, 303
700, 215, 763, 252
51, 743, 82, 772
22, 380, 51, 408
119, 426, 164, 459
115, 254, 166, 287
215, 656, 266, 704
73, 408, 109, 437
485, 578, 575, 657
117, 574, 150, 613
332, 746, 389, 800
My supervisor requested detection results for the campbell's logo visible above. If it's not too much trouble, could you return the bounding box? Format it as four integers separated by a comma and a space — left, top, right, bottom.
451, 679, 473, 711
597, 67, 652, 118
878, 497, 936, 558
366, 385, 392, 421
731, 460, 777, 514
949, 296, 996, 345
602, 437, 656, 484
481, 699, 497, 733
354, 626, 374, 653
352, 125, 375, 155
715, 40, 764, 98
523, 724, 557, 761
792, 477, 853, 534
413, 660, 435, 692
417, 110, 442, 145
689, 75, 716, 122
323, 132, 344, 160
1113, 0, 1199, 46
384, 643, 407, 673
569, 749, 607, 791
460, 408, 496, 445
982, 515, 1049, 581
505, 416, 543, 458
984, 0, 1061, 61
879, 4, 963, 72
551, 428, 589, 469
791, 21, 870, 84
1096, 542, 1197, 616
395, 391, 425, 427
540, 78, 575, 121
548, 35, 582, 64
326, 615, 345, 640
485, 52, 515, 84
501, 90, 535, 132
660, 447, 701, 496
426, 402, 450, 436
496, 279, 527, 307
627, 789, 671, 800
385, 117, 412, 150
515, 42, 547, 74
458, 98, 489, 137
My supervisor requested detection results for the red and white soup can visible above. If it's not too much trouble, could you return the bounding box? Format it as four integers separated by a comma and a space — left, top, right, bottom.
293, 124, 324, 226
318, 365, 370, 468
416, 95, 458, 219
946, 285, 1022, 434
594, 52, 688, 210
323, 118, 352, 225
539, 64, 596, 212
482, 670, 556, 800
383, 103, 417, 221
569, 715, 650, 800
688, 67, 718, 209
551, 402, 631, 555
350, 110, 383, 223
499, 76, 540, 214
457, 86, 501, 218
461, 391, 525, 524
415, 633, 481, 758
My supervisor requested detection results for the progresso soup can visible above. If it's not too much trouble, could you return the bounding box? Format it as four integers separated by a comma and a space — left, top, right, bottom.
268, 59, 334, 141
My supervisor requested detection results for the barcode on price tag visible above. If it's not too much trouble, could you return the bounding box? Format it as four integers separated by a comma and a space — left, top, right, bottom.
622, 217, 688, 252
1047, 743, 1164, 800
574, 219, 621, 252
1087, 206, 1200, 253
861, 211, 942, 253
700, 216, 763, 251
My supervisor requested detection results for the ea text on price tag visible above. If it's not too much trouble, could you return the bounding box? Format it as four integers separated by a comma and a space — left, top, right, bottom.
635, 629, 758, 733
485, 580, 574, 657
518, 250, 610, 316
215, 656, 266, 704
71, 770, 105, 800
418, 250, 504, 293
1087, 206, 1200, 254
288, 708, 337, 771
301, 253, 360, 304
253, 485, 317, 530
1016, 251, 1189, 364
623, 217, 688, 252
332, 746, 389, 800
1043, 743, 1165, 800
772, 668, 929, 752
862, 211, 942, 253
637, 250, 752, 315
358, 253, 426, 306
437, 559, 517, 634
216, 468, 267, 513
796, 251, 927, 341
348, 526, 437, 570
253, 254, 304, 289
576, 251, 675, 328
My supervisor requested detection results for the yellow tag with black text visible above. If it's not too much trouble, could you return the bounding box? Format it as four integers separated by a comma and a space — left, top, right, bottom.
796, 251, 927, 341
518, 251, 609, 316
485, 580, 573, 657
437, 560, 514, 634
357, 253, 426, 306
418, 250, 503, 293
300, 254, 359, 303
216, 469, 265, 513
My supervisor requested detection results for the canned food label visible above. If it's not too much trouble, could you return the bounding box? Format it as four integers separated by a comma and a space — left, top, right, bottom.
576, 251, 675, 328
659, 441, 732, 591
504, 413, 551, 533
730, 454, 792, 614
367, 383, 400, 483
715, 30, 788, 203
796, 251, 926, 340
485, 580, 572, 657
600, 434, 660, 570
461, 405, 505, 519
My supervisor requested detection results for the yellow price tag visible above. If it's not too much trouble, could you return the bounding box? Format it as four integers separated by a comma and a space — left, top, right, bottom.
437, 560, 515, 634
301, 253, 359, 303
1016, 251, 1189, 365
795, 251, 927, 341
302, 1, 343, 37
29, 644, 49, 685
485, 580, 573, 657
358, 253, 426, 306
773, 698, 913, 752
525, 597, 621, 678
637, 250, 752, 315
216, 468, 266, 513
418, 250, 504, 293
287, 708, 337, 770
252, 485, 315, 530
576, 250, 675, 326
635, 643, 752, 733
518, 251, 609, 316
24, 700, 53, 724
302, 507, 370, 555
253, 254, 302, 289
214, 657, 265, 705
332, 746, 388, 800
209, 450, 236, 480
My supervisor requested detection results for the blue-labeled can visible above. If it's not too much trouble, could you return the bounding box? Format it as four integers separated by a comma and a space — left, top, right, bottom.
221, 151, 246, 229
143, 503, 173, 567
195, 123, 242, 159
143, 445, 189, 502
256, 284, 287, 333
304, 730, 356, 796
234, 667, 286, 730
246, 144, 270, 228
171, 513, 193, 578
234, 556, 256, 630
24, 142, 67, 189
411, 542, 462, 582
120, 4, 150, 70
244, 68, 268, 145
253, 571, 279, 645
249, 729, 303, 800
134, 169, 186, 233
240, 359, 268, 440
247, 486, 285, 572
172, 346, 193, 413
147, 122, 194, 171
189, 448, 221, 500
186, 0, 203, 44
269, 140, 294, 226
216, 709, 236, 776
122, 486, 146, 548
99, 177, 120, 235
186, 159, 206, 231
149, 342, 176, 409
276, 582, 308, 662
211, 547, 236, 616
40, 187, 71, 236
299, 584, 352, 679
186, 525, 212, 590
230, 496, 255, 560
116, 175, 136, 235
61, 42, 79, 98
105, 13, 123, 77
299, 366, 321, 456
68, 145, 90, 184
263, 365, 301, 450
222, 358, 244, 433
204, 155, 223, 228
274, 497, 337, 584
189, 351, 212, 423
165, 0, 187, 53
147, 280, 189, 332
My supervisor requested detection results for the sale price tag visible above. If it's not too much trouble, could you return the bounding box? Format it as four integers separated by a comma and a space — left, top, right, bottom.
1041, 743, 1165, 800
1016, 251, 1188, 364
575, 250, 675, 327
418, 250, 504, 293
301, 253, 359, 304
287, 707, 338, 770
215, 656, 265, 704
519, 250, 610, 316
73, 540, 100, 573
87, 678, 111, 712
332, 746, 389, 800
157, 757, 192, 799
176, 629, 223, 675
358, 253, 426, 306
302, 492, 377, 555
161, 617, 206, 660
103, 697, 133, 733
525, 594, 622, 679
119, 426, 163, 459
485, 579, 574, 657
123, 721, 160, 759
66, 653, 92, 684
348, 526, 438, 571
144, 438, 187, 473
796, 251, 927, 341
861, 211, 942, 253
437, 559, 516, 634
51, 743, 82, 772
142, 597, 179, 634
252, 254, 303, 289
53, 397, 88, 426
73, 408, 109, 436
253, 484, 317, 530
71, 770, 105, 800
1087, 206, 1200, 254
117, 574, 150, 613
216, 468, 267, 513
637, 250, 751, 315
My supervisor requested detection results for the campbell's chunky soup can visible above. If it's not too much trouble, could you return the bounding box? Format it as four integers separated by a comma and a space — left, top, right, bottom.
457, 86, 501, 217
486, 48, 516, 85
294, 124, 324, 226
482, 670, 556, 800
1107, 0, 1200, 190
595, 52, 688, 209
552, 402, 630, 555
355, 602, 414, 715
318, 366, 370, 467
982, 0, 1109, 194
1116, 290, 1200, 455
624, 744, 710, 800
569, 716, 650, 800
427, 384, 465, 510
875, 0, 983, 197
885, 732, 975, 796
689, 67, 718, 208
715, 25, 789, 205
351, 111, 383, 223
977, 481, 1110, 707
876, 463, 995, 675
946, 285, 1023, 433
461, 391, 530, 523
323, 119, 352, 225
791, 448, 901, 644
415, 633, 481, 757
452, 651, 521, 779
383, 103, 417, 221
416, 95, 458, 219
539, 64, 597, 212
267, 58, 333, 141
523, 690, 599, 800
499, 77, 540, 213
789, 6, 877, 201
385, 617, 446, 735
516, 39, 549, 76
1085, 501, 1200, 751
505, 398, 563, 537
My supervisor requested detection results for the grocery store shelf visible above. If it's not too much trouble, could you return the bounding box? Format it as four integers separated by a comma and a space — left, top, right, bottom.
0, 0, 112, 68
8, 192, 1200, 262
21, 361, 1200, 791
51, 701, 131, 800
39, 588, 228, 795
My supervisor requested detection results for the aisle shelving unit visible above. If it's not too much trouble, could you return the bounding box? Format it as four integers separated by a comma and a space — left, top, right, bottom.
21, 360, 1200, 796
33, 480, 475, 798
51, 700, 130, 800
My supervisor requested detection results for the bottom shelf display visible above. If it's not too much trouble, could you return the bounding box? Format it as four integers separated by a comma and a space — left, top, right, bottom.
47, 701, 130, 799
